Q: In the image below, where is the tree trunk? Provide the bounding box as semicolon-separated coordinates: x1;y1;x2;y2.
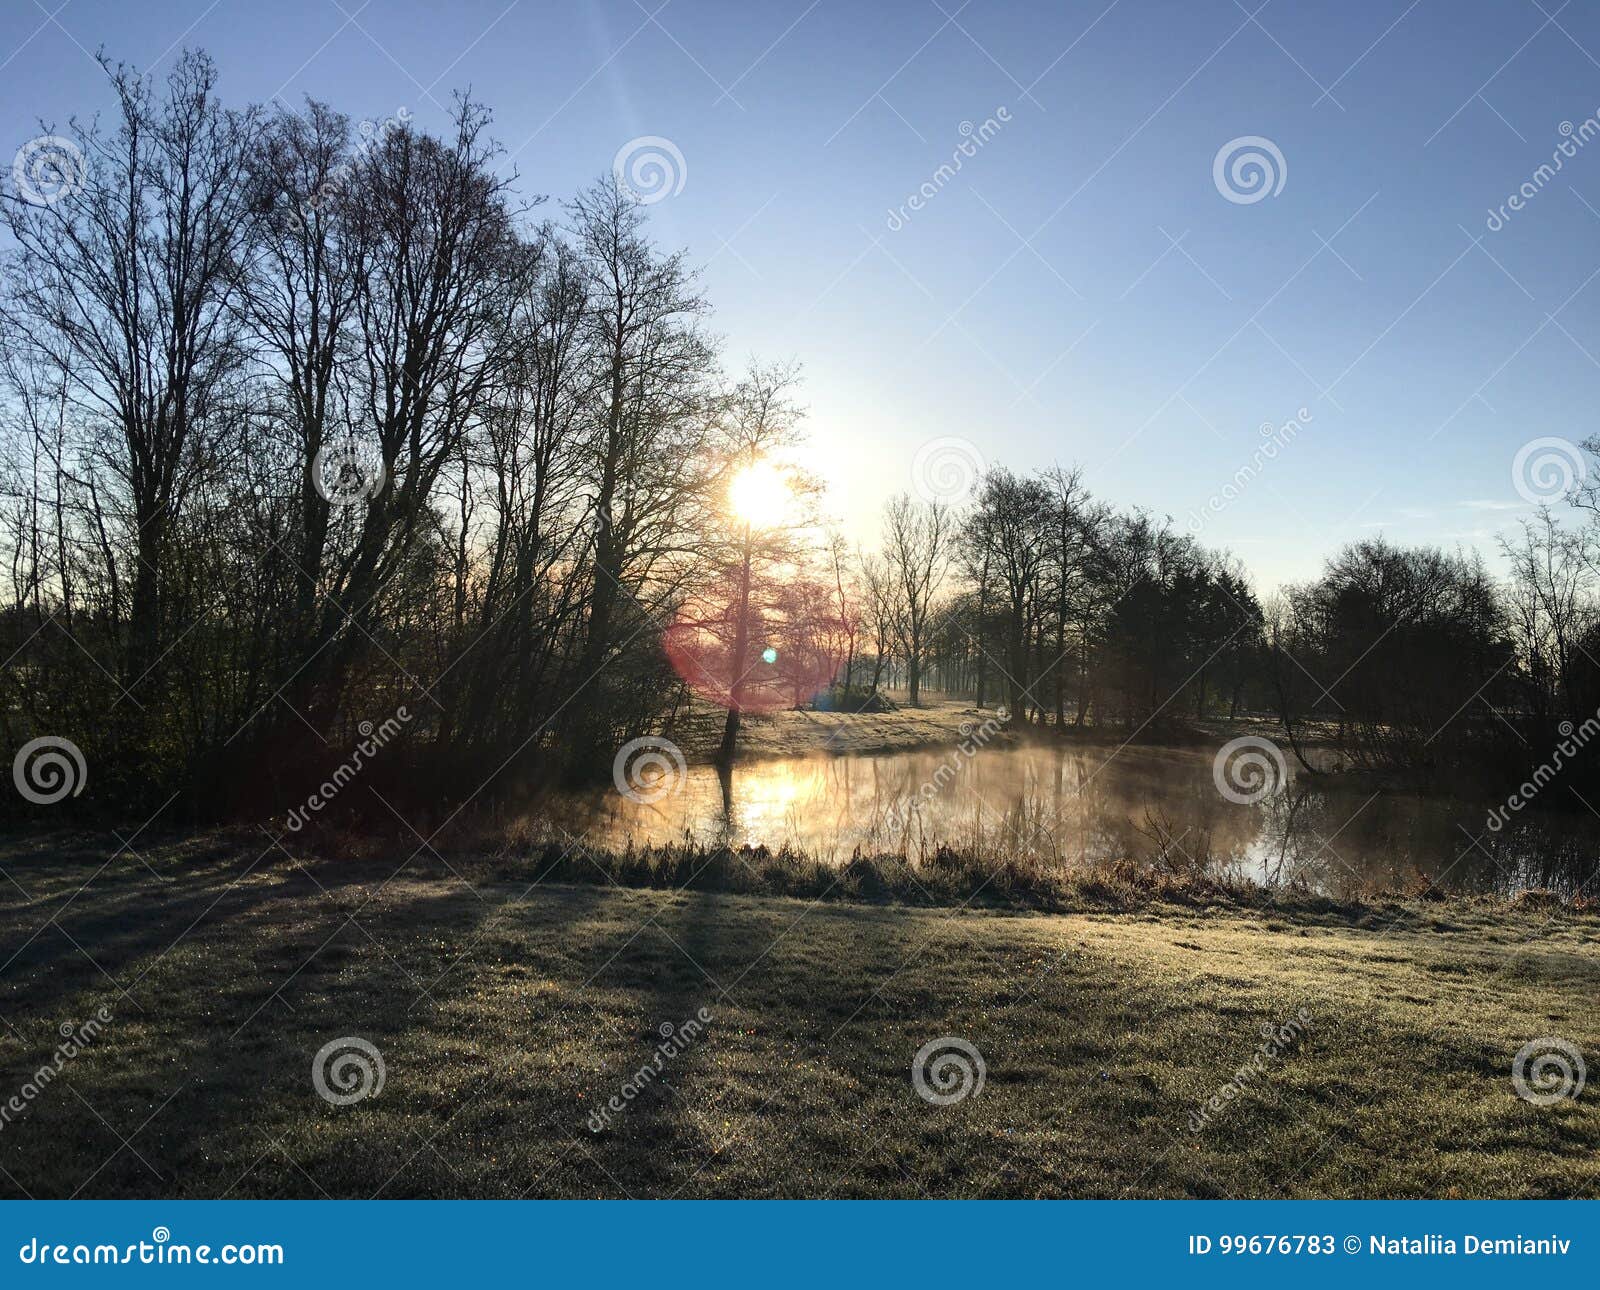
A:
717;528;755;765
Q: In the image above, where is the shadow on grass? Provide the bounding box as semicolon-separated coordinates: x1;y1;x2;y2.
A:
2;829;1596;1199
0;850;520;1198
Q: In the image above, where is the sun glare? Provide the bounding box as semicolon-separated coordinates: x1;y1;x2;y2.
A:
728;461;789;526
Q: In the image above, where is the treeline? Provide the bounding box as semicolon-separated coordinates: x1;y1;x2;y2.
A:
1267;510;1600;800
0;52;797;820
846;472;1265;729
898;478;1600;797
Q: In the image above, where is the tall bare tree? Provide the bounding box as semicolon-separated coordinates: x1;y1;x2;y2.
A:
1;50;262;681
881;493;954;706
564;175;712;762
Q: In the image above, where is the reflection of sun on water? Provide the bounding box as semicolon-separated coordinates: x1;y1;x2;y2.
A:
552;744;1588;898
731;765;809;842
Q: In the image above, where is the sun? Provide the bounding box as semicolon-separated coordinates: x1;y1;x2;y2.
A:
728;460;790;526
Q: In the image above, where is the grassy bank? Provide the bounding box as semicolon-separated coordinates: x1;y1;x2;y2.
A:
0;833;1595;1198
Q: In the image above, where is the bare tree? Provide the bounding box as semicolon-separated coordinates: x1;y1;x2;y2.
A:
564;175;713;763
859;550;895;696
825;529;859;691
1040;465;1092;726
965;468;1049;719
241;99;363;655
1;50;262;681
452;225;593;749
291;97;516;724
1501;509;1598;730
881;493;954;706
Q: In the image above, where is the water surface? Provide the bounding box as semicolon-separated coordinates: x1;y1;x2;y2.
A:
532;743;1597;898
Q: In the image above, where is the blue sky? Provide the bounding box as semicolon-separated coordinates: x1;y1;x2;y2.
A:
6;0;1600;588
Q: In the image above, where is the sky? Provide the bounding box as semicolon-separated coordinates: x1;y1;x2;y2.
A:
5;0;1600;590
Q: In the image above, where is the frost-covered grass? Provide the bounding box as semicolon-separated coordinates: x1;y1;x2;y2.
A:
0;832;1595;1198
668;695;1011;760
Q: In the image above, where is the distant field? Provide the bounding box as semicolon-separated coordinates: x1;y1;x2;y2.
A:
667;694;1005;760
665;696;1324;763
0;836;1595;1198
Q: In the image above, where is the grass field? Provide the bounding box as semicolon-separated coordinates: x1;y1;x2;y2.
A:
663;695;1299;762
667;694;1012;760
0;832;1596;1199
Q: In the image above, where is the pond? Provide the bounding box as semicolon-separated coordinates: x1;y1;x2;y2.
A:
529;741;1599;898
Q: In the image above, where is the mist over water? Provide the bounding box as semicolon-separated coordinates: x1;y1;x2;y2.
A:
534;745;1599;899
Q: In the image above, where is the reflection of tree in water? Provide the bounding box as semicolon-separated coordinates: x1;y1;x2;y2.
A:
1244;786;1598;898
887;745;1270;869
1453;814;1596;898
525;744;1598;898
882;752;1598;896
